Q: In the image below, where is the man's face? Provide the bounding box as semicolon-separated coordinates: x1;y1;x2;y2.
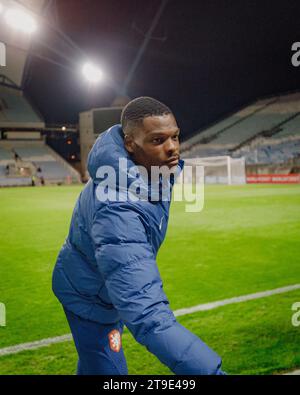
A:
124;113;180;172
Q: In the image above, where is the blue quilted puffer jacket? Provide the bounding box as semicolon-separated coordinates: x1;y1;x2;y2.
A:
52;124;224;375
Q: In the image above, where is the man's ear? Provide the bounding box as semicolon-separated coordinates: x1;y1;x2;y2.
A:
124;134;135;154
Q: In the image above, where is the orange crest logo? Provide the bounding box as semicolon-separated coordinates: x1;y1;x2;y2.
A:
108;329;121;352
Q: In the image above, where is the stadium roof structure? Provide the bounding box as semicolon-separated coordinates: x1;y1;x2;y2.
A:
0;0;45;88
0;0;46;129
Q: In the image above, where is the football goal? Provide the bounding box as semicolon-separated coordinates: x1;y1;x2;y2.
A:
182;156;246;185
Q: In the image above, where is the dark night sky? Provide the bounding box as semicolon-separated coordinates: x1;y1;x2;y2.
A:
25;0;300;139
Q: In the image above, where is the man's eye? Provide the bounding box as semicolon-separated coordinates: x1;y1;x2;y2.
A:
152;138;163;144
173;135;179;140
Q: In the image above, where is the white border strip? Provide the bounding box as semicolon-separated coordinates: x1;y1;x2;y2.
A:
0;283;299;357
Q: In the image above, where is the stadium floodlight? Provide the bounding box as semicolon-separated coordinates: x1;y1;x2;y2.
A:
82;62;104;83
4;8;37;34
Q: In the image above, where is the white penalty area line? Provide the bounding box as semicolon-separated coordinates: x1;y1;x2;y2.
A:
0;283;300;358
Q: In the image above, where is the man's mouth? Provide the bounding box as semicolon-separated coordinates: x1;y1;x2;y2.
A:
165;156;179;166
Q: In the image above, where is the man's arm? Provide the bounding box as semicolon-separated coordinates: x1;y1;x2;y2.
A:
92;202;225;375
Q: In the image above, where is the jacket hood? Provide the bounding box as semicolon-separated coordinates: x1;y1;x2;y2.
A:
87;124;134;180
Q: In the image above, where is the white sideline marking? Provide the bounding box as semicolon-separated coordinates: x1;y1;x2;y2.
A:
283;369;300;375
0;283;299;357
0;334;72;357
174;283;300;317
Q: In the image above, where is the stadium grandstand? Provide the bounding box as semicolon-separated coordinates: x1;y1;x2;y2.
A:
181;91;300;182
0;0;81;187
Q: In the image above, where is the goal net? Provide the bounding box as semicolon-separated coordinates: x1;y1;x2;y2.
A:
182;156;246;185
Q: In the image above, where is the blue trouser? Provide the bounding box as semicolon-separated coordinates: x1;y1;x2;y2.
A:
63;308;128;375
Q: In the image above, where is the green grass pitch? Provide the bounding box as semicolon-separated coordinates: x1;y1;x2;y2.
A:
0;184;299;374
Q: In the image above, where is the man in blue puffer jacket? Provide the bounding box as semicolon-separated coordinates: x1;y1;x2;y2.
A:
52;96;225;375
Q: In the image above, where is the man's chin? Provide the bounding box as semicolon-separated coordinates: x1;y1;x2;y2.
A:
165;161;179;170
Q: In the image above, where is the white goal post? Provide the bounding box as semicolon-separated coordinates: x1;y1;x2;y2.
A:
182;156;246;185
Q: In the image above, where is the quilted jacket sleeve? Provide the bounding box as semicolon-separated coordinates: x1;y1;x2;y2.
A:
91;202;225;375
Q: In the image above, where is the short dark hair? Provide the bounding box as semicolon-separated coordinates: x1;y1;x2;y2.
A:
121;96;172;135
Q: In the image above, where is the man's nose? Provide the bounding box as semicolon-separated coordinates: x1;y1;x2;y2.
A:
165;138;177;155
